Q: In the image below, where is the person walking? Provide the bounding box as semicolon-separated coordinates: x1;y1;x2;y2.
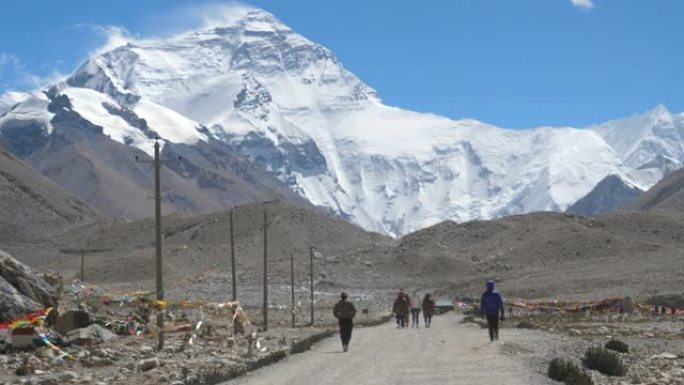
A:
392;290;410;329
422;293;435;328
480;280;505;342
333;292;356;352
410;292;422;328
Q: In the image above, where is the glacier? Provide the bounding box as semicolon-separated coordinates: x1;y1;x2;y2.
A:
1;8;682;237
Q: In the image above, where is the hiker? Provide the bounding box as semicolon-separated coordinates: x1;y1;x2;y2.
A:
410;292;422;328
480;280;505;342
422;293;435;328
392;290;410;329
333;292;356;352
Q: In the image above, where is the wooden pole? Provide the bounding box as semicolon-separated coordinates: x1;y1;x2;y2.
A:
290;252;295;328
263;208;268;331
80;248;85;282
310;243;314;326
230;210;236;302
154;140;164;351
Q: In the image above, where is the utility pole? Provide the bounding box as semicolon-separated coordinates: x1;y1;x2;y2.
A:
153;140;164;351
290;252;295;328
80;248;85;282
309;243;314;326
230;210;236;302
135;139;173;351
263;208;268;331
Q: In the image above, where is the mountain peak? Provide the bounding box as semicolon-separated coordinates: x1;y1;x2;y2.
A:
644;104;672;123
201;7;288;35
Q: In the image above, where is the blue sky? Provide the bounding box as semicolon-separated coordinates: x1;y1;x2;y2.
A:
1;0;682;128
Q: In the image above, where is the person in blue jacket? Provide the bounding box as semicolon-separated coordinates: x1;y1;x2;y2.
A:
480;280;505;342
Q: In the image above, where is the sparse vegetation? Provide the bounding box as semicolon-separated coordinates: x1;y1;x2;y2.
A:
604;339;629;353
548;358;582;382
583;346;626;376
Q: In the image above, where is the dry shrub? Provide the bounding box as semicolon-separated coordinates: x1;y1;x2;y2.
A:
583;346;626;376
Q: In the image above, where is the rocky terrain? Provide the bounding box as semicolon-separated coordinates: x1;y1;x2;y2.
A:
629;167;684;213
1;198;683;384
0;250;60;321
0;145;97;243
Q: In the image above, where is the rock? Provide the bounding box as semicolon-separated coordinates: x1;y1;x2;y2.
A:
15;363;34;376
36;375;59;385
659;353;679;360
55;310;92;335
59;371;78;382
501;341;533;355
85;356;113;368
66;324;116;345
27;355;42;368
138;357;161;372
0;249;59;321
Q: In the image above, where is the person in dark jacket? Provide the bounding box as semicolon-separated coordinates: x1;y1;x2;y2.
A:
392;290;410;329
422;293;435;328
333;292;356;352
480;280;505;342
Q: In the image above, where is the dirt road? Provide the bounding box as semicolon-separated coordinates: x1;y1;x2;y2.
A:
224;315;552;385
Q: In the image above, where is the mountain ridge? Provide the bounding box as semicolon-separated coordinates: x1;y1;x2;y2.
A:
1;8;682;236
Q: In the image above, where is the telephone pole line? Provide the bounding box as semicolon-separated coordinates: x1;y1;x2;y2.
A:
290;252;295;328
135;139;166;351
262;208;268;331
230;210;236;302
153;140;164;351
310;243;315;326
80;248;85;282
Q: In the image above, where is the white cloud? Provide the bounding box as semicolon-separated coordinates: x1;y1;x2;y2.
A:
189;2;256;29
0;52;69;92
570;0;594;10
90;25;133;56
0;53;21;71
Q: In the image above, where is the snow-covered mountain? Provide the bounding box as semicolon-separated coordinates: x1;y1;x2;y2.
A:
591;105;684;188
0;8;681;236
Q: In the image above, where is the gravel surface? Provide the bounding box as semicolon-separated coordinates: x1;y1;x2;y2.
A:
223;314;554;385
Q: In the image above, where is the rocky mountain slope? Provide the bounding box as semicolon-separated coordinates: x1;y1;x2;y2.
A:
392;210;684;299
566;174;644;215
0;90;308;219
6;200;684;304
1;8;683;236
628;167;684;212
0;143;97;242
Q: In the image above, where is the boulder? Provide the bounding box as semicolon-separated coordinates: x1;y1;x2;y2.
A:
138;357;161;372
0;249;59;321
66;324;116;345
55;309;92;335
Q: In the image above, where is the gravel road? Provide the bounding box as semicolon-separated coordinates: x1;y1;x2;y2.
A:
223;314;552;385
